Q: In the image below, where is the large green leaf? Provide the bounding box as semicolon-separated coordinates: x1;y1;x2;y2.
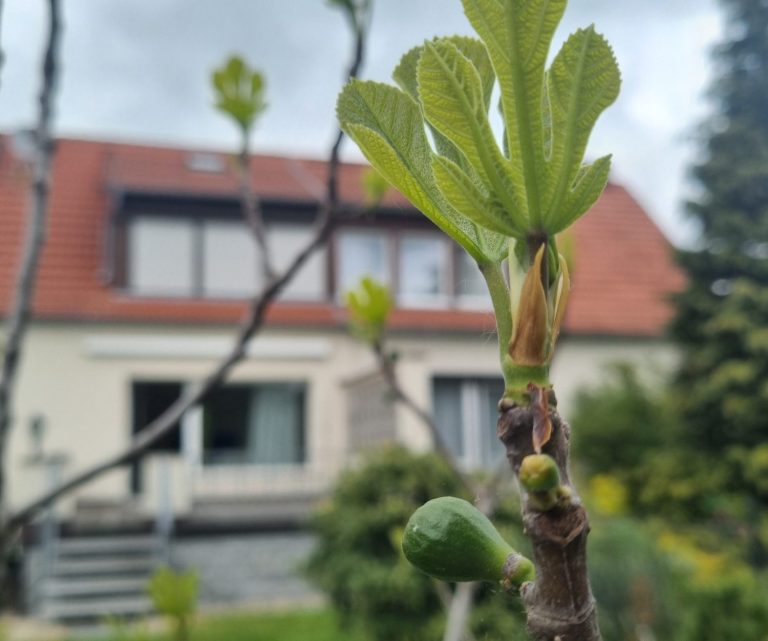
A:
432;155;523;237
462;0;566;226
418;39;525;223
558;154;612;230
337;79;505;263
393;39;489;177
543;27;621;231
394;36;495;110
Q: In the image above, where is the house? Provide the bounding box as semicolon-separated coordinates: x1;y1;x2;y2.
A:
0;135;684;614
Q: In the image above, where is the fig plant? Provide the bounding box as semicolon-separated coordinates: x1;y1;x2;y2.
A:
336;0;620;638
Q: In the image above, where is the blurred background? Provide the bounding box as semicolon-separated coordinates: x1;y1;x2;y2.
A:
1;1;767;640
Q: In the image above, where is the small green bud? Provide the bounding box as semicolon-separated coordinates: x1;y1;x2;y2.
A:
519;454;560;492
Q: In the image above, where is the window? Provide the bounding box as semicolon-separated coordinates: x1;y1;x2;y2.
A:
131;381;183;493
432;376;505;469
455;249;492;309
269;224;327;301
398;234;450;307
202;220;260;297
202;383;305;465
336;230;390;298
334;227;494;310
128;218;195;296
126;215;325;301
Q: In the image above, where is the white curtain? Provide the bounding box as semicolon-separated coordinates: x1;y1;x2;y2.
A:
246;385;302;464
433;379;464;459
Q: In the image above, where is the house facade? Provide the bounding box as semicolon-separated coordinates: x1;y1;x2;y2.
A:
0;135;685;528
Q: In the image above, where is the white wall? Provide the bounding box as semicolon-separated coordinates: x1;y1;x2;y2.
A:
7;322;677;518
8;323;374;516
551;336;679;417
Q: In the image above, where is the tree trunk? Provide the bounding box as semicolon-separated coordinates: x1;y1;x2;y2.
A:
498;402;600;641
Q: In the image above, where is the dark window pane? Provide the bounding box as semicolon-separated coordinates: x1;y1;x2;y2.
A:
132;382;183;451
203;383;305;465
131;381;183;495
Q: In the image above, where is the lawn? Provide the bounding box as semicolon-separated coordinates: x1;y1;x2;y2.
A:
65;608;370;641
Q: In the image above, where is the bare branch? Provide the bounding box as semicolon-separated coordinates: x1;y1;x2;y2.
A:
5;4;370;536
370;340;470;488
236;136;275;280
0;0;61;514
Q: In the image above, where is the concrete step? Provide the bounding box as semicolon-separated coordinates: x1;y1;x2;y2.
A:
189;494;321;525
52;557;155;578
56;536;158;557
41;577;148;599
40;595;153;622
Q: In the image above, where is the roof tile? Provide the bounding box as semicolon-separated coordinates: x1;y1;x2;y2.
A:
0;136;684;336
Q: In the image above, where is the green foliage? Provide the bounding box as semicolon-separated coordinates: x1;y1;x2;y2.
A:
102;618;153;641
211;56;267;134
361;168;390;208
588;519;683;641
676;573;768;641
571;363;672;477
147;567;198;641
336;0;619;264
345;277;393;345
569;364;750;521
66;608;368;641
672;0;768;455
305;446;527;641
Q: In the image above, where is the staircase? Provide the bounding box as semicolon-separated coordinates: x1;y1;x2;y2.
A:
33;534;161;623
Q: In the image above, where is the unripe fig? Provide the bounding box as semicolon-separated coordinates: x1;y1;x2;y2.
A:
402;496;534;585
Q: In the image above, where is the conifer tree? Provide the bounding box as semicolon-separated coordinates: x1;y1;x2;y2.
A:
673;0;768;454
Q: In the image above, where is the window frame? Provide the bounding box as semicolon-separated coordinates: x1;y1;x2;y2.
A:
395;230;453;309
331;221;493;311
129;378;309;470
119;199;327;301
431;375;506;470
333;227;394;303
200;380;308;467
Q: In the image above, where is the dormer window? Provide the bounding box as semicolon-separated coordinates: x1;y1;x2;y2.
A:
334;227;491;309
123;208;326;301
128;217;197;296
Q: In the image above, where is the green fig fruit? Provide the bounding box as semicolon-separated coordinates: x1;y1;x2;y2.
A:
402;496;534;586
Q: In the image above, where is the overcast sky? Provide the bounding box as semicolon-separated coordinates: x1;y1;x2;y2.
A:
0;0;724;245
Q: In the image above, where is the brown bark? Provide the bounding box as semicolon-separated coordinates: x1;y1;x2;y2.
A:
236;138;274;280
0;0;61;608
498;401;600;641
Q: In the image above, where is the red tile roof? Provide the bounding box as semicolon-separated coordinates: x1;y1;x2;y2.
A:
0;136;684;336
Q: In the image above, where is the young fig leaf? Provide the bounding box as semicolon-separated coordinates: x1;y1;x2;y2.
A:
211;55;267;133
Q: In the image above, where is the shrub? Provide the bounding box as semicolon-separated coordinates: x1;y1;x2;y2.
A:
305;445;527;641
147;567;198;641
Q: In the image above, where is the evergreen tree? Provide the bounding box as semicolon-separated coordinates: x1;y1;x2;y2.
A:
673;0;768;453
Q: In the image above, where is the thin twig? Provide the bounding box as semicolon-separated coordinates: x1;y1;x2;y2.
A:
371;340;471;492
367;336;508;641
5;5;369;536
236;135;275;280
0;0;61;518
